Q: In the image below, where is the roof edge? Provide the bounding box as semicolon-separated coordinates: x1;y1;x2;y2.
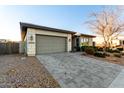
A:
20;22;96;39
80;34;96;37
20;22;76;34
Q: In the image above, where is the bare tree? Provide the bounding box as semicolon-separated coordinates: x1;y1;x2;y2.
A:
86;6;124;49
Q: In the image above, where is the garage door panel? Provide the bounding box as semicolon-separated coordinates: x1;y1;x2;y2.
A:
36;35;67;54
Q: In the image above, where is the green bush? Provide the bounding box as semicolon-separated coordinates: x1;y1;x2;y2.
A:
80;46;88;51
81;46;97;52
84;47;95;55
113;53;121;58
94;52;106;58
106;48;113;53
81;42;89;46
93;46;98;51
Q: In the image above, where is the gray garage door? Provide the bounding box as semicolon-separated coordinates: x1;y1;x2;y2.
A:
36;35;67;54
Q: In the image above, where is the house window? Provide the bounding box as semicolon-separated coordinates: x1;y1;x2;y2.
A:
81;38;84;42
86;38;89;42
83;38;89;43
80;37;90;46
83;38;85;42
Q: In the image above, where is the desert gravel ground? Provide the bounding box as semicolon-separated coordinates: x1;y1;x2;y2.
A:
85;54;124;66
0;54;60;88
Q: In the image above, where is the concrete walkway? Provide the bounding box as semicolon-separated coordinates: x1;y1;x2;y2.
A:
37;53;124;88
109;69;124;88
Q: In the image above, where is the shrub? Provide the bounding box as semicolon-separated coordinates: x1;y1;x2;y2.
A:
94;52;106;58
121;51;124;56
81;42;89;46
80;46;88;51
81;46;97;52
106;48;113;53
106;48;120;53
84;47;95;55
122;53;124;56
117;48;123;51
112;49;120;53
97;47;104;51
105;53;110;57
113;53;121;58
93;46;98;52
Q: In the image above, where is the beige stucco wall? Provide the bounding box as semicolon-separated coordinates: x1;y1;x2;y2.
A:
88;38;93;46
26;28;72;56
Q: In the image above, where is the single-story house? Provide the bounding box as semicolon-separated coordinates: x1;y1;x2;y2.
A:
20;22;95;56
94;35;124;48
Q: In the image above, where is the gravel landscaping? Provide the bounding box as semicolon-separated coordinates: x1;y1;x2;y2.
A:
0;55;60;88
85;53;124;66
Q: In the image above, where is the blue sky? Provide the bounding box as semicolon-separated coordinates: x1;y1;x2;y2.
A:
0;5;105;41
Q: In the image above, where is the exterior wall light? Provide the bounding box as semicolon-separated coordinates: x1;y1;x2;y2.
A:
30;35;33;41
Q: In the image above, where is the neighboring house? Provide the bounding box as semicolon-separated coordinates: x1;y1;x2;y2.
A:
20;22;95;56
93;35;124;47
114;35;124;47
0;39;10;43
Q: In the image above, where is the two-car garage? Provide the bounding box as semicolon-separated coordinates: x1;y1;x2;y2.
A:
36;35;67;54
20;22;74;56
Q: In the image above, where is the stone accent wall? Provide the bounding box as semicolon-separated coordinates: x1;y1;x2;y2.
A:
26;28;36;56
67;34;72;52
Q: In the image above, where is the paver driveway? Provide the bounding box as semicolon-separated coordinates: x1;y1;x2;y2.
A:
37;53;124;88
